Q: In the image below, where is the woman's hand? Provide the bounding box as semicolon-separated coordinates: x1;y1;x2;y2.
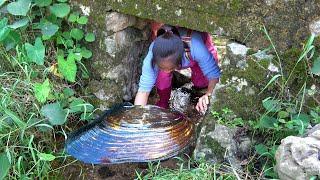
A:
195;94;210;114
195;78;219;114
134;91;150;106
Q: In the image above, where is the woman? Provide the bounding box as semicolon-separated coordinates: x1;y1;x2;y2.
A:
134;25;220;114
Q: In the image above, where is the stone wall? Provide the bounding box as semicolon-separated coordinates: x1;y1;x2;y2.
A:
72;1;150;110
76;0;320;52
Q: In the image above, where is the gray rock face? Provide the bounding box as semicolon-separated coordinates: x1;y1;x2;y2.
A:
72;4;149;106
106;12;137;32
77;0;320;52
275;127;320;180
193;124;253;169
212;41;277;120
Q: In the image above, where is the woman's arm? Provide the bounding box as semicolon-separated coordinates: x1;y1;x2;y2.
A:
195;78;219;114
135;42;156;106
190;32;220;114
134;91;150;105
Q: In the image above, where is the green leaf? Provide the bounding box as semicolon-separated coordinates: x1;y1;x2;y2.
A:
37;153;56;161
66;39;74;47
46;14;59;24
310;110;320;123
7;0;31;16
293;113;312;126
278;111;289;119
34;79;51;103
70;98;84;113
58;53;77;82
259;115;277;128
42;35;51;41
311;56;320;76
286;107;296;114
259;74;282;95
310;176;318;180
83;103;94;112
63;87;74;97
35;120;53;132
77;16;88;25
34;0;52;7
0;153;10;180
68;14;77;22
291;119;306;134
81;112;94;120
81;49;92;59
57;0;67;2
71;28;84;40
3;30;22;51
0;0;6;7
255;144;268;156
4;109;26;128
41;103;66;125
85;32;95;42
62;31;71;40
41;24;59;37
56;35;65;44
298;34;315;63
25;37;45;65
262;99;281;112
0;17;10;41
263;165;277;178
74;53;82;61
8;18;29;29
50;3;70;18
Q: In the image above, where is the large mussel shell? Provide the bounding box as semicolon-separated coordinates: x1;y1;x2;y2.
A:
65;103;195;164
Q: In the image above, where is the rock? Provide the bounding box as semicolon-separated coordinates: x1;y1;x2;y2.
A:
305;124;320;137
79;10;149;105
170;83;192;112
211;41;271;120
106;12;137;32
86;80;122;111
92;0;320;52
193;124;253;169
275;127;320;180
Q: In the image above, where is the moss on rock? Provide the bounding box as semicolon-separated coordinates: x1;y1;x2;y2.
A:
205;137;225;160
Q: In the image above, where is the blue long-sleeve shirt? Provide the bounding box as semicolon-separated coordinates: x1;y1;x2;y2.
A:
138;29;220;92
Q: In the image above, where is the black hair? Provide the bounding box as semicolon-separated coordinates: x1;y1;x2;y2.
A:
151;25;184;69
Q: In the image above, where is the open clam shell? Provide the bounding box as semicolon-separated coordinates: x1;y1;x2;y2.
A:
65;103;195;164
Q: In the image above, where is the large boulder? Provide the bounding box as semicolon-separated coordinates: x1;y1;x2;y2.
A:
275;125;320;180
193;123;253;168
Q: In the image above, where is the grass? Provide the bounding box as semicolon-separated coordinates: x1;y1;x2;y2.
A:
134;155;266;180
0;62;87;179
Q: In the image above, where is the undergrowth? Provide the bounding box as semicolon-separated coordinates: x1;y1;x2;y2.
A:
0;0;96;179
